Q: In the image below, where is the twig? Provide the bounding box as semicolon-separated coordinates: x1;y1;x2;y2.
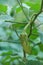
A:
14;27;20;38
5;20;28;24
17;0;29;58
17;0;30;21
23;50;26;58
28;0;43;37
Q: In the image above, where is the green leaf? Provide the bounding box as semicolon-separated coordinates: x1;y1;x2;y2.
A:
30;28;38;40
39;44;43;51
0;51;13;56
0;4;7;14
26;1;41;12
2;61;10;65
2;56;11;63
31;47;38;55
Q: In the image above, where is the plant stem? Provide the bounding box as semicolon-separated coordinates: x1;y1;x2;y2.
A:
28;0;43;37
23;50;26;58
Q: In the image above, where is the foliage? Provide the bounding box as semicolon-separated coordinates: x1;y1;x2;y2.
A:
0;0;43;65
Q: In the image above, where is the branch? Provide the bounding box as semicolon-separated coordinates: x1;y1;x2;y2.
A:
14;27;20;38
17;0;30;22
5;20;28;24
23;50;26;58
28;0;43;37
